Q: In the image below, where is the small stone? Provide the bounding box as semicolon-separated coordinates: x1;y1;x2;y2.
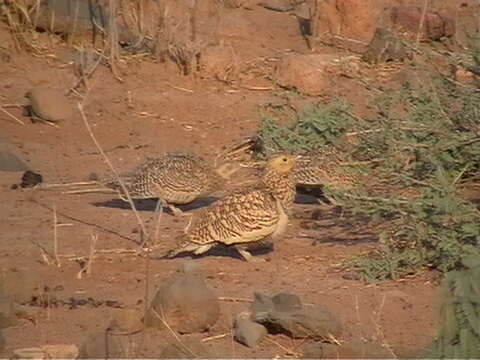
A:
12;347;45;359
234;318;268;348
25;87;74;123
41;344;79;359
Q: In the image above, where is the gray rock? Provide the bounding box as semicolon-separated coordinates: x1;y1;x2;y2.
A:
362;28;412;64
0;295;17;329
159;337;210;359
0;139;30;172
0;329;4;353
234;318;268;348
78;330;126;359
272;292;303;312
146;262;219;334
26;87;74;123
107;308;143;335
251;292;342;341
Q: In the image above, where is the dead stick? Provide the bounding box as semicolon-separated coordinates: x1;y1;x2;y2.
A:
77;103;148;245
53;202;60;267
416;0;429;48
86;232;98;275
0;106;25;125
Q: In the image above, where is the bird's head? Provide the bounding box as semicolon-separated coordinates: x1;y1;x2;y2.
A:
267;154;298;174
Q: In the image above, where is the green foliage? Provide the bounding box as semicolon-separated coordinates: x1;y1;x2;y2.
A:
256;71;480;283
427;258;480;359
257;100;356;155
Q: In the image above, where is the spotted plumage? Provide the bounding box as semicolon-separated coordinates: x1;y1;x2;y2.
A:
96;152;239;215
165;154;298;261
294;147;360;191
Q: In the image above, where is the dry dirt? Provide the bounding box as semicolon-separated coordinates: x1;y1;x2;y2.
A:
2;0;476;357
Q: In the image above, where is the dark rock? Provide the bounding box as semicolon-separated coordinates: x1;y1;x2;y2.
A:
302;340;394;359
77;330;126;359
20;171;43;188
391;6;455;41
159;337;210;359
146;261;219;334
362;28;412;64
251;292;342;340
234;318;268;347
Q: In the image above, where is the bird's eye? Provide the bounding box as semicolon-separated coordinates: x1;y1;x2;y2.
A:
283;158;287;162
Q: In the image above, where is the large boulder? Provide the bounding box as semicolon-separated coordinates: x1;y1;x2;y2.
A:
391;6;455;41
275;54;340;96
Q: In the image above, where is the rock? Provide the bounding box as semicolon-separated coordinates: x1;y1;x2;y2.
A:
42;345;79;359
0;295;17;328
159;337;210;359
108;308;144;335
258;0;303;12
0;330;4;353
146;261;219;334
275;54;340;96
362;28;412;64
19;171;43;188
77;330;126;359
12;347;45;359
0;139;30;172
198;44;238;83
391;6;455;41
302;340;393;359
11;345;78;359
251;292;342;341
272;292;303;312
234;318;268;347
25;87;74;123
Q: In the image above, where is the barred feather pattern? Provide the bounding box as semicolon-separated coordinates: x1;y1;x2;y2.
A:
101;152;225;204
294;147;360;190
169;161;296;256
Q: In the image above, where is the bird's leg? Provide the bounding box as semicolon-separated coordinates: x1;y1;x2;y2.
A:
183;214;194;234
234;246;265;262
167;204;190;217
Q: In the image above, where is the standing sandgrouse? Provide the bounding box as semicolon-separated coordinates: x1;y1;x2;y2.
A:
163;154;298;261
74;152;240;216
